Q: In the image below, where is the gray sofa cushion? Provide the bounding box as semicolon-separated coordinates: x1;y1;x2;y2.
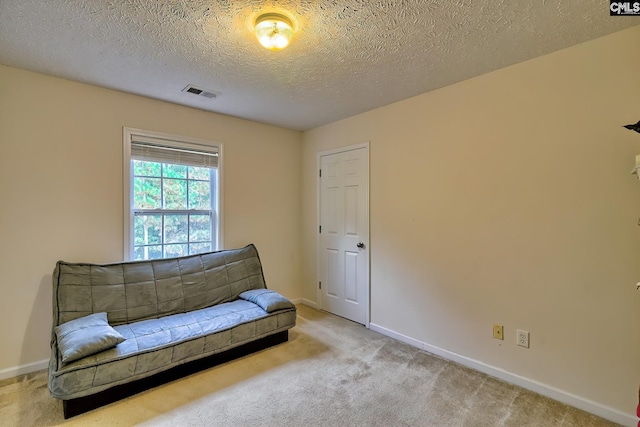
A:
54;312;125;364
49;299;296;399
239;289;295;313
52;244;267;327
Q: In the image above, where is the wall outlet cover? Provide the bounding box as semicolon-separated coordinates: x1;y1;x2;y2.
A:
517;329;530;348
493;324;504;340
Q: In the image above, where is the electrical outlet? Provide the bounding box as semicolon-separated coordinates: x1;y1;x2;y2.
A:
493;324;504;340
517;329;529;348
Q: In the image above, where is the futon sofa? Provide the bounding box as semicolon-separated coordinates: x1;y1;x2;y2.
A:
48;244;296;417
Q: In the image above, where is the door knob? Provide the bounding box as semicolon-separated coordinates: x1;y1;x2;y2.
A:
357;242;365;249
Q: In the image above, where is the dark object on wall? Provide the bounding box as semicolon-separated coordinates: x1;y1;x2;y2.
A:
623;120;640;133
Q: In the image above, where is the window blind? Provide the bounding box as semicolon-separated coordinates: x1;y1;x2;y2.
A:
131;135;218;168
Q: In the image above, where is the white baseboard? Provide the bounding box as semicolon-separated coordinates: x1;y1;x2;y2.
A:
369;323;636;427
0;299;317;381
0;359;48;381
294;298;318;309
4;323;634;426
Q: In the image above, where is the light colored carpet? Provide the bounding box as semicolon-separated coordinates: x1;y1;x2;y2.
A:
0;305;620;426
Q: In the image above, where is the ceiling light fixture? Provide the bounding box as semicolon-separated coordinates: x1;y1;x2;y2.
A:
255;13;295;51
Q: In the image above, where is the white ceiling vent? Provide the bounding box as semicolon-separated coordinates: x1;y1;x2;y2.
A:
182;85;220;99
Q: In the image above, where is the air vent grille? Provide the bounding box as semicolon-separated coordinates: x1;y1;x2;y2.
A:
182;85;220;99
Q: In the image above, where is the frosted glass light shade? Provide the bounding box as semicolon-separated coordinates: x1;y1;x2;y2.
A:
255;13;294;50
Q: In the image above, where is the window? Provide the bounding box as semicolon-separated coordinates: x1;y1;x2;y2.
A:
123;128;222;260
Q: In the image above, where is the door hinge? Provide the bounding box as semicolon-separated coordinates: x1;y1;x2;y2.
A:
319;281;322;289
319;169;322;177
319;225;322;233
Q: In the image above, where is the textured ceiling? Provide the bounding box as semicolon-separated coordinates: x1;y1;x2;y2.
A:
0;1;637;131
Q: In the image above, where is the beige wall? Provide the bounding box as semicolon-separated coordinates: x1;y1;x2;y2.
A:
302;26;640;416
0;65;302;372
2;24;640;421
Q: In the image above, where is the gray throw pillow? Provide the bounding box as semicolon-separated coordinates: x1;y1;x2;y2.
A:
54;312;125;364
239;289;294;313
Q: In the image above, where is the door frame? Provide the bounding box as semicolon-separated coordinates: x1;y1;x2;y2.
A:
316;142;370;328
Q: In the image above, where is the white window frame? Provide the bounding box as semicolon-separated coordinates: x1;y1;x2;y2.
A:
123;127;224;260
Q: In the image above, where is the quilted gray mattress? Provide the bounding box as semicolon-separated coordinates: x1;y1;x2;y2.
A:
48;244;296;400
49;300;295;399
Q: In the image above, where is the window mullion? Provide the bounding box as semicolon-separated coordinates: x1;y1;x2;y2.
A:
187;213;191;255
210;172;216;248
161;212;166;258
160;164;165;209
186;172;191;255
161;164;165;259
134;209;210;215
186;168;190;210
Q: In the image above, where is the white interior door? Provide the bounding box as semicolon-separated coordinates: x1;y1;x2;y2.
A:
319;145;369;325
